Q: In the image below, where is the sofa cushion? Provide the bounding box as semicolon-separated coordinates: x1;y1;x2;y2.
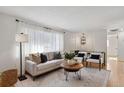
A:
37;59;64;71
37;62;54;71
52;59;64;65
86;59;99;63
74;57;83;62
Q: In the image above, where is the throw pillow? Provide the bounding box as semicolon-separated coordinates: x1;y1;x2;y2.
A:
48;52;54;61
90;54;100;59
31;54;41;64
77;53;84;57
54;52;62;59
29;52;40;61
74;50;79;55
40;53;48;63
43;53;49;60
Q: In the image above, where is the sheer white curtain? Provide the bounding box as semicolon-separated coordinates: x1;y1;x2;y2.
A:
17;22;64;56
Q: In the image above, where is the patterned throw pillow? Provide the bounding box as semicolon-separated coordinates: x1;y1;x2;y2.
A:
31;54;41;64
29;53;39;61
48;52;55;61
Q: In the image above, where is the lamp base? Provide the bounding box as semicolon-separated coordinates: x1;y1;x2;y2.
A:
18;75;27;81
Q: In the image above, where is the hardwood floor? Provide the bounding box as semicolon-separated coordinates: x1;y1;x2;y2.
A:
18;57;124;87
84;57;124;87
107;57;124;87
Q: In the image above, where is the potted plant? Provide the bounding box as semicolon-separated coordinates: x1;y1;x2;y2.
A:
64;52;76;65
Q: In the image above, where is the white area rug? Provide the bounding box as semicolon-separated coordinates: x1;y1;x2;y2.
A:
16;67;110;87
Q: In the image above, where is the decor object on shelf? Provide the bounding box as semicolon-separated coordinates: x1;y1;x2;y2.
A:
0;69;18;87
81;33;86;45
16;33;28;81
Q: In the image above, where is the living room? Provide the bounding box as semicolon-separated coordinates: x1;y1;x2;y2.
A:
0;4;124;90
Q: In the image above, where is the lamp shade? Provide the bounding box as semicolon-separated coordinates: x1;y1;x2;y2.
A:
16;33;28;43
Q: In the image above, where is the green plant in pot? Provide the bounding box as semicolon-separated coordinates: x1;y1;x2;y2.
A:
64;52;76;65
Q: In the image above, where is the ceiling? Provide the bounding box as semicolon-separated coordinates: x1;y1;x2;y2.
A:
0;6;124;32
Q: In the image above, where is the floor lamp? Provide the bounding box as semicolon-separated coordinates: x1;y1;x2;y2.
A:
16;33;28;81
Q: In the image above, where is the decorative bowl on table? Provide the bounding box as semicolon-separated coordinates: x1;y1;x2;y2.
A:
66;59;78;66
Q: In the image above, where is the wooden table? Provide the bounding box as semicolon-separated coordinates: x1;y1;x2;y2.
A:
61;63;84;81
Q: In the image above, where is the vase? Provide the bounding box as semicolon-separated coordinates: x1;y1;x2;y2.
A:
67;59;76;65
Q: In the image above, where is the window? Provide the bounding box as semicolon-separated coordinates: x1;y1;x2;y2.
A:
17;22;64;55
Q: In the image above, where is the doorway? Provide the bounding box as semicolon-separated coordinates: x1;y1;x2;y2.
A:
107;30;118;61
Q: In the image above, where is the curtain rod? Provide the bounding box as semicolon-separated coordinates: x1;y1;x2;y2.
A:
15;19;66;33
15;19;53;30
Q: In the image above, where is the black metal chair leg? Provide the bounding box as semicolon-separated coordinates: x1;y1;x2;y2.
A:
64;70;66;75
65;72;69;81
79;70;81;80
99;58;102;71
75;72;77;75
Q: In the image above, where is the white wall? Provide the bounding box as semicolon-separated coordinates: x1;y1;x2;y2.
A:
93;30;107;52
64;30;107;52
64;30;107;62
0;13;17;72
64;31;94;52
0;13;25;74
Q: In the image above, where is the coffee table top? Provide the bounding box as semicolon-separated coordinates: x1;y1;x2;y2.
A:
61;62;84;71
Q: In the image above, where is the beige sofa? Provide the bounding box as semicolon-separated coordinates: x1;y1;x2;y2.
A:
25;52;64;80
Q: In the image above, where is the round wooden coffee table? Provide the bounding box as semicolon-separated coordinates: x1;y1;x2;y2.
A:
61;63;84;81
